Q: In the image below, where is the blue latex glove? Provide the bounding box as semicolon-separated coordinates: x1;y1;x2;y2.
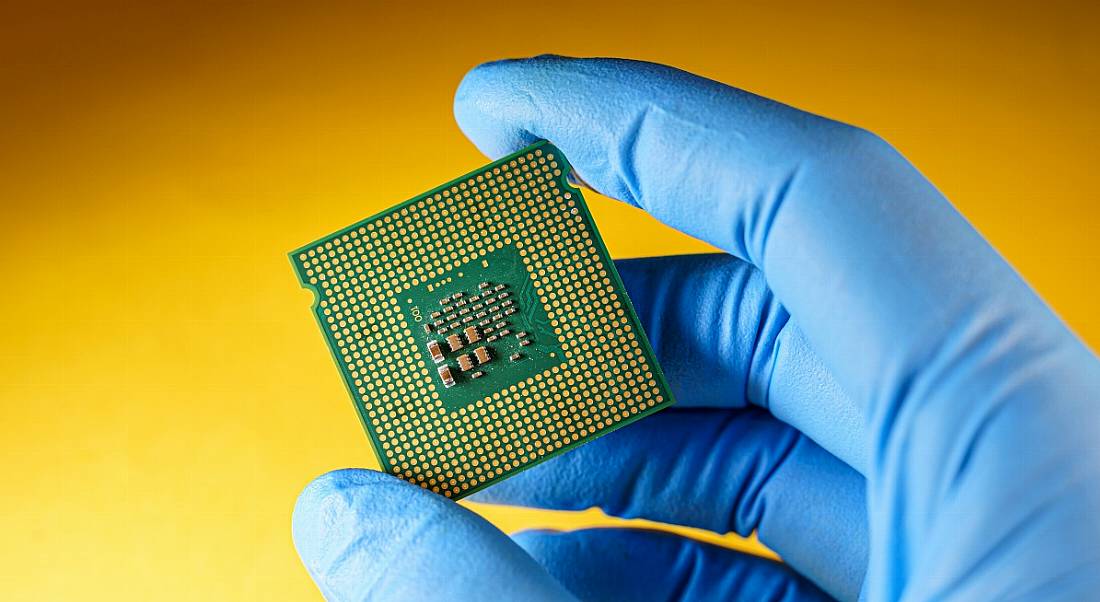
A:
293;57;1100;601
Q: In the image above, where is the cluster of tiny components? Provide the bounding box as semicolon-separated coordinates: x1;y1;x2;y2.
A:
425;281;532;387
291;143;672;499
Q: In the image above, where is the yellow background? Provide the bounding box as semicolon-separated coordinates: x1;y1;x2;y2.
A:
2;1;1097;599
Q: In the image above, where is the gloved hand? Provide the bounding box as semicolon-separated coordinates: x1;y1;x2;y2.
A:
292;57;1100;601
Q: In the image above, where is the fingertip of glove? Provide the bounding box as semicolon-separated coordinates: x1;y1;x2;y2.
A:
454;55;603;159
291;469;435;572
455;57;539;108
292;470;368;557
454;59;541;159
293;469;382;519
456;55;574;92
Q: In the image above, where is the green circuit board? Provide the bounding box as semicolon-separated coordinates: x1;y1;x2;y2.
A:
290;141;674;499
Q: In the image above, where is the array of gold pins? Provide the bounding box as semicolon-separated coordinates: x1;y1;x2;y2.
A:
296;150;665;497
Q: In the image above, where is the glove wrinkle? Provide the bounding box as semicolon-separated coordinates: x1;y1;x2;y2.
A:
515;528;835;602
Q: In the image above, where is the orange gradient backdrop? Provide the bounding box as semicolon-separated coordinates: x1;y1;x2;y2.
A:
1;1;1097;599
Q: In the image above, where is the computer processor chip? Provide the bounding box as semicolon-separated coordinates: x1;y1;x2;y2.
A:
290;141;674;499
